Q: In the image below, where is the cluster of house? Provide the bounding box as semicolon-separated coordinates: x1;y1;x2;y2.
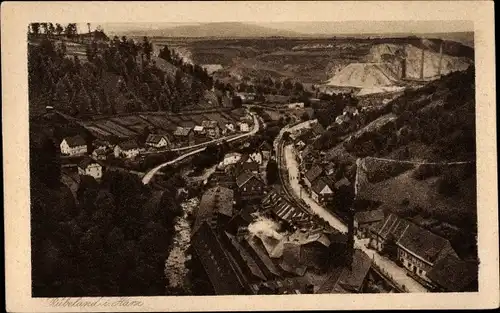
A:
190;176;375;295
58;113;253;169
354;210;478;292
302;164;351;205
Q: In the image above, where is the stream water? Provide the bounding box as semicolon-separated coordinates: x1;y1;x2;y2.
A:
165;197;199;292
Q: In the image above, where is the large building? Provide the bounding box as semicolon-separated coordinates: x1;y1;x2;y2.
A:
60;135;87;156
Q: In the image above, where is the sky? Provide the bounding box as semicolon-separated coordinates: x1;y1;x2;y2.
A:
77;20;473;37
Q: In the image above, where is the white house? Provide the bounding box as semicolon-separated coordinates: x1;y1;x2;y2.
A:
287;102;305;109
310;177;334;204
248;151;263;165
220;152;242;167
60;135;87;156
145;134;170;149
238;122;250;132
78;158;103;179
114;140;141;159
225;123;236;133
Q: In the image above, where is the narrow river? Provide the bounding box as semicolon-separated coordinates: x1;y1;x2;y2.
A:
165;197;199;292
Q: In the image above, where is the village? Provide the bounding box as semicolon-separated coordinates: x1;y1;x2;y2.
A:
49;84;477;295
27;21;478;298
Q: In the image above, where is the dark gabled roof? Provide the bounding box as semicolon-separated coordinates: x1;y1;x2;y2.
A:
336;249;372;292
305;165;323;183
78;157;99;169
174;126;193;136
397;223;452;264
311;177;334;195
146;134;168;144
373;213;454;264
225;232;267;281
354;209;384;225
191;222;246;295
65;135;86;147
279;243;307;276
193;186;234;234
117;139;139;150
245;236;282;278
427;253;478;292
236;170;262;188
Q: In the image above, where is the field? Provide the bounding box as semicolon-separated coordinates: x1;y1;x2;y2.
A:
80;109;246;142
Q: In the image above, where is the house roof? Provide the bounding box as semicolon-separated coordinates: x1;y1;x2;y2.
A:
305;165;323;183
236;170;262;188
336;249;372;292
225;232;267;281
193;125;204;132
344;106;359;114
78;157;100;169
262;191;311;227
427;253;478;292
397;223;452;264
202;120;219;128
372;213;453;264
174;126;192;136
279;243;307;276
311;177;334;195
193;186;234;234
64;135;86;147
146;134;168;144
191;222;246;295
354;209;384;225
117;139;139;150
245;236;282;277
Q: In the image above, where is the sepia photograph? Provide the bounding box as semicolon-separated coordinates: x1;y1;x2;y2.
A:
3;1;498;312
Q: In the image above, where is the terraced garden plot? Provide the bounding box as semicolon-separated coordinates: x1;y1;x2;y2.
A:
140;115;177;131
84;125;115;139
94;120;138;137
111;116;152;128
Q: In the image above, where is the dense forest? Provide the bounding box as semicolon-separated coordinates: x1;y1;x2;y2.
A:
28;23;221;118
30;123;184;296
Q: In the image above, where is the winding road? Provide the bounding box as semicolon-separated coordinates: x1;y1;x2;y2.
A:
142;111;260;184
279;126;429;293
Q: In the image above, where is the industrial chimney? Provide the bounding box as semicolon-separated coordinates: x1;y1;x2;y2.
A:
346;207;355;270
400;58;406;80
437;41;444;77
420;48;425;80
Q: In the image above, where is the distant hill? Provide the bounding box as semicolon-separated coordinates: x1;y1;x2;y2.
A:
115;22;304;38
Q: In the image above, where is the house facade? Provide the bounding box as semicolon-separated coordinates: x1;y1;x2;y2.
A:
114;140;141;159
174;127;195;146
238;122;250;132
369;213;459;283
236;171;265;201
310;177;334;204
92;148;107;160
202;121;221;138
60;135;87;156
146;134;170;149
78;158;103;179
